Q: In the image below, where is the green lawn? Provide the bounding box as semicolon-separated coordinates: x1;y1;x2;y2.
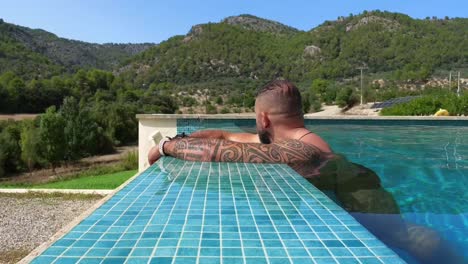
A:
0;170;137;190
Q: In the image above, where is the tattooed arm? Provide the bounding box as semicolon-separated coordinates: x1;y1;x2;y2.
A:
189;130;259;143
161;137;322;164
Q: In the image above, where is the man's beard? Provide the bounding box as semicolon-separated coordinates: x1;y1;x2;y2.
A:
258;130;271;144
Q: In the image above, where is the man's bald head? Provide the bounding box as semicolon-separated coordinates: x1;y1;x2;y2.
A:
255;80;303;118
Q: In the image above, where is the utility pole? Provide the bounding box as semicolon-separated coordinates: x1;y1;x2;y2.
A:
449;71;452;89
457;71;461;97
357;66;367;105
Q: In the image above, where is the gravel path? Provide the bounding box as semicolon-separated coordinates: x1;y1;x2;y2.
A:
0;193;103;264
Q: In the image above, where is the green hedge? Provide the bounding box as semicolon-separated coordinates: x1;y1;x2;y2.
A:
380;92;468;116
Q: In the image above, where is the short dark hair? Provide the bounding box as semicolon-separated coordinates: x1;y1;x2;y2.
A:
256;79;303;115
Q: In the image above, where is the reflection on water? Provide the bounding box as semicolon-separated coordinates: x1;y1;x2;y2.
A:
299;154;464;264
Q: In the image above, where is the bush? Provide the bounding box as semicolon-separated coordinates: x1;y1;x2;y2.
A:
380;92;468;116
308;93;322;112
0;122;22;176
121;150;138;170
336;87;358;108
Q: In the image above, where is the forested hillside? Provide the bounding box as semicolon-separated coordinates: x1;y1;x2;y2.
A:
0;18;153;79
123;11;467;85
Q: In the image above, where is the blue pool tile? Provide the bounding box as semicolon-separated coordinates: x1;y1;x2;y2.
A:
131;248;154;257
158;239;178;247
246;257;268;264
371;247;397;256
54;257;81;264
222;247;242;256
350;247;374;257
336;258;360;264
30;158;403;264
86;248;111;257
329;248;353;257
154;247;177;256
177;247;198;256
201;247;221;256
63;247;88;256
77;258;103;264
201;239;220;247
179;239;199;247
125;258;151;264
223;257;244;264
287;247;309;257
269;258;292;264
323;240;345;247
42;247;66;256
173;257;198;264
150;257;173;264
359;258;383;264
244;248;265;257
314;257;338;264
101;258;126;264
108;247;132;257
31;256;56;264
53;239;76;247
291;258;314;264
243;239;262;247
308;248;331;257
342;240;365;247
266;248;287;257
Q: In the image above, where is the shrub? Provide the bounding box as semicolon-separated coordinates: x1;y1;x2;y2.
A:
380;92;467;116
336;87;358;108
121;150;138;170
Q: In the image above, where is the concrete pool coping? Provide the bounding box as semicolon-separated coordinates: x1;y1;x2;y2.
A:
136;113;468;120
136;114;468;172
18;171;142;264
0;188;113;195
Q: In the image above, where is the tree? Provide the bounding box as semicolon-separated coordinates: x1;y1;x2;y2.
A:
20;121;41;174
336;87;358;108
61;97;112;160
0;123;22;177
311;79;329;100
308;92;322;113
39;106;66;171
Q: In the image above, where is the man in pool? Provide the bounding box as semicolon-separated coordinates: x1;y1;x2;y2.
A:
148;80;462;263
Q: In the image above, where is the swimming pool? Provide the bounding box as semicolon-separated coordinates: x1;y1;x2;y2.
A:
176;117;467;263
25;117;467;263
310;123;467;263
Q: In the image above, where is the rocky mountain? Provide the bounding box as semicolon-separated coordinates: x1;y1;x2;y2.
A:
221;14;299;34
0;18;154;78
121;11;468;89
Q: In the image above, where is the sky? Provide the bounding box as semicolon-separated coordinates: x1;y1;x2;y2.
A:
1;0;467;44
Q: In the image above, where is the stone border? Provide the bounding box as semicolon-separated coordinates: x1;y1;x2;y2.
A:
136;113;468;121
0;188;113;195
18;170;143;264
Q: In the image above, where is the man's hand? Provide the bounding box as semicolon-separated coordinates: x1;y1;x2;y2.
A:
148;146;161;165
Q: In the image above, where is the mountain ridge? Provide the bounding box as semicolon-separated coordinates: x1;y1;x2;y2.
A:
0;18;155;78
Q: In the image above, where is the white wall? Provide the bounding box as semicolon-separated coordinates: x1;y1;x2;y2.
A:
138;118;177;172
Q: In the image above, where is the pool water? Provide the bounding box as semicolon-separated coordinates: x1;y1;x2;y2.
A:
308;124;467;263
177;119;467;263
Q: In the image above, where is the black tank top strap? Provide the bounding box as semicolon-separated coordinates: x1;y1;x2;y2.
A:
298;131;314;140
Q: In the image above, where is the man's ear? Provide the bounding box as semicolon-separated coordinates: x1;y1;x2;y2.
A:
260;112;270;129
